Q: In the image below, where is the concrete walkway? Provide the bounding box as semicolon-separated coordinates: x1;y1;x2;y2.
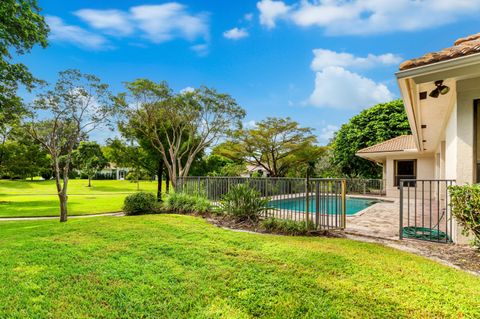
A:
0;212;124;221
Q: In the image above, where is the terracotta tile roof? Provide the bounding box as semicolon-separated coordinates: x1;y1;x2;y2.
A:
356;135;416;154
399;33;480;71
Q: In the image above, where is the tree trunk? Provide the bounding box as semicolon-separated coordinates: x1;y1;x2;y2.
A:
53;158;68;222
58;192;68;222
166;173;170;194
157;160;163;201
88;176;91;187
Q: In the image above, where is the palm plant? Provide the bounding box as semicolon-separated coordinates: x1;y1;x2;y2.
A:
219;184;269;222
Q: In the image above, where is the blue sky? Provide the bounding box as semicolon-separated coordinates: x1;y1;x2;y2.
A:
21;0;480;145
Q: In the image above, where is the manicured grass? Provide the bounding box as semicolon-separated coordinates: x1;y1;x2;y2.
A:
0;215;478;318
0;179;166;217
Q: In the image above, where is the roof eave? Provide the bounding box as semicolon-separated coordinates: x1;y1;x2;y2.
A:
396;52;480;80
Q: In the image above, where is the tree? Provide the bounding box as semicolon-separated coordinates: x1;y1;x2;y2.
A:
189;154;245;177
0;128;50;179
72;141;108;187
217;117;322;177
117;119;170;201
0;0;49;120
331;100;411;178
26;69;116;222
117;79;245;188
314;148;342;178
104;138;157;191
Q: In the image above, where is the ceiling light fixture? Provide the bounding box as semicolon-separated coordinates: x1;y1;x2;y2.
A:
429;80;450;98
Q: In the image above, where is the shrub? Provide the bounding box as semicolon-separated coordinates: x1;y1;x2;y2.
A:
260;217;315;236
449;185;480;247
163;193;213;215
123;192;157;215
219;184;269;222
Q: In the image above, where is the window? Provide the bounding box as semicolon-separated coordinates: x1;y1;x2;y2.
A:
394;160;416;186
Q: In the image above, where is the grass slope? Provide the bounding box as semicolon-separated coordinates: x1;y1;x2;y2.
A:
0;180;165;217
0;215;479;318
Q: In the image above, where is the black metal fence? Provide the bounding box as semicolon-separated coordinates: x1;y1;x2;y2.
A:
346;179;386;196
399;179;455;243
176;176;347;230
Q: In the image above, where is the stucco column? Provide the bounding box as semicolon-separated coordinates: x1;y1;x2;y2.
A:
453;78;480;243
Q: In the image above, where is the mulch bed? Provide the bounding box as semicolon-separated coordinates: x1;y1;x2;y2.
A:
399;240;480;275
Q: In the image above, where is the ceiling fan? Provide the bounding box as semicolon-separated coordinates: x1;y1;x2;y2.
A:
429;80;450;98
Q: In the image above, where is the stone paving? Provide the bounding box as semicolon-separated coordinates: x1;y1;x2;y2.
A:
346;199;400;239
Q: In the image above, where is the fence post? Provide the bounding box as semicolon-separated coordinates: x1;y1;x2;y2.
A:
197;177;201;196
315;181;320;229
341;179;347;229
399;180;404;240
305;177;310;227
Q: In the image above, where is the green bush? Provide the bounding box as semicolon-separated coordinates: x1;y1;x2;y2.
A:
449;184;480;247
123;192;157;215
260;217;315;236
126;171;151;181
219;184;269;222
163;193;213;215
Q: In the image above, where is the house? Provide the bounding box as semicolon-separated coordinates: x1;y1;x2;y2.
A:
355;33;480;243
356;33;480;198
97;163;130;180
241;164;269;178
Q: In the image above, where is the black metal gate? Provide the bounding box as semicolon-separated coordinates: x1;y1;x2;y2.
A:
399;179;455;243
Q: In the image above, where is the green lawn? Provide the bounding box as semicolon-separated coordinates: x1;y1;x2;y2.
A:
0;179;166;217
0;214;478;318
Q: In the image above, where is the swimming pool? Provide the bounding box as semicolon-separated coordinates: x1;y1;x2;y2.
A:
268;196;379;215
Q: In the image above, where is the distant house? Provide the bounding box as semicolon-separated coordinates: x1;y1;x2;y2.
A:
97;163;130;180
241;164;269;177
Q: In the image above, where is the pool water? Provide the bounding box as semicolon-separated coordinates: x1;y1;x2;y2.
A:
268;197;379;215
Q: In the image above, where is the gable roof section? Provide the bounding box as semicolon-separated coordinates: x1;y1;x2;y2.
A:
356;135;416;154
399;33;480;71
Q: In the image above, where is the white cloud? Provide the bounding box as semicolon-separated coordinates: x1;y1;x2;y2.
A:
223;27;249;40
180;86;195;94
190;43;209;56
257;0;291;29
309;66;393;109
307;48;396;109
65;3;208;50
131;3;209;43
311;49;402;71
46;16;109;50
256;0;480;34
319;125;338;142
74;9;133;36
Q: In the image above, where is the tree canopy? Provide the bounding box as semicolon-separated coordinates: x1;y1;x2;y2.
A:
217;117;323;177
331;100;411;178
116;79;245;188
0;0;49;119
72;141;108;187
26;69;116;222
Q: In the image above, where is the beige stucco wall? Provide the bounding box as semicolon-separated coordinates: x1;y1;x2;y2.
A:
446;78;480;243
384;154;435;198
